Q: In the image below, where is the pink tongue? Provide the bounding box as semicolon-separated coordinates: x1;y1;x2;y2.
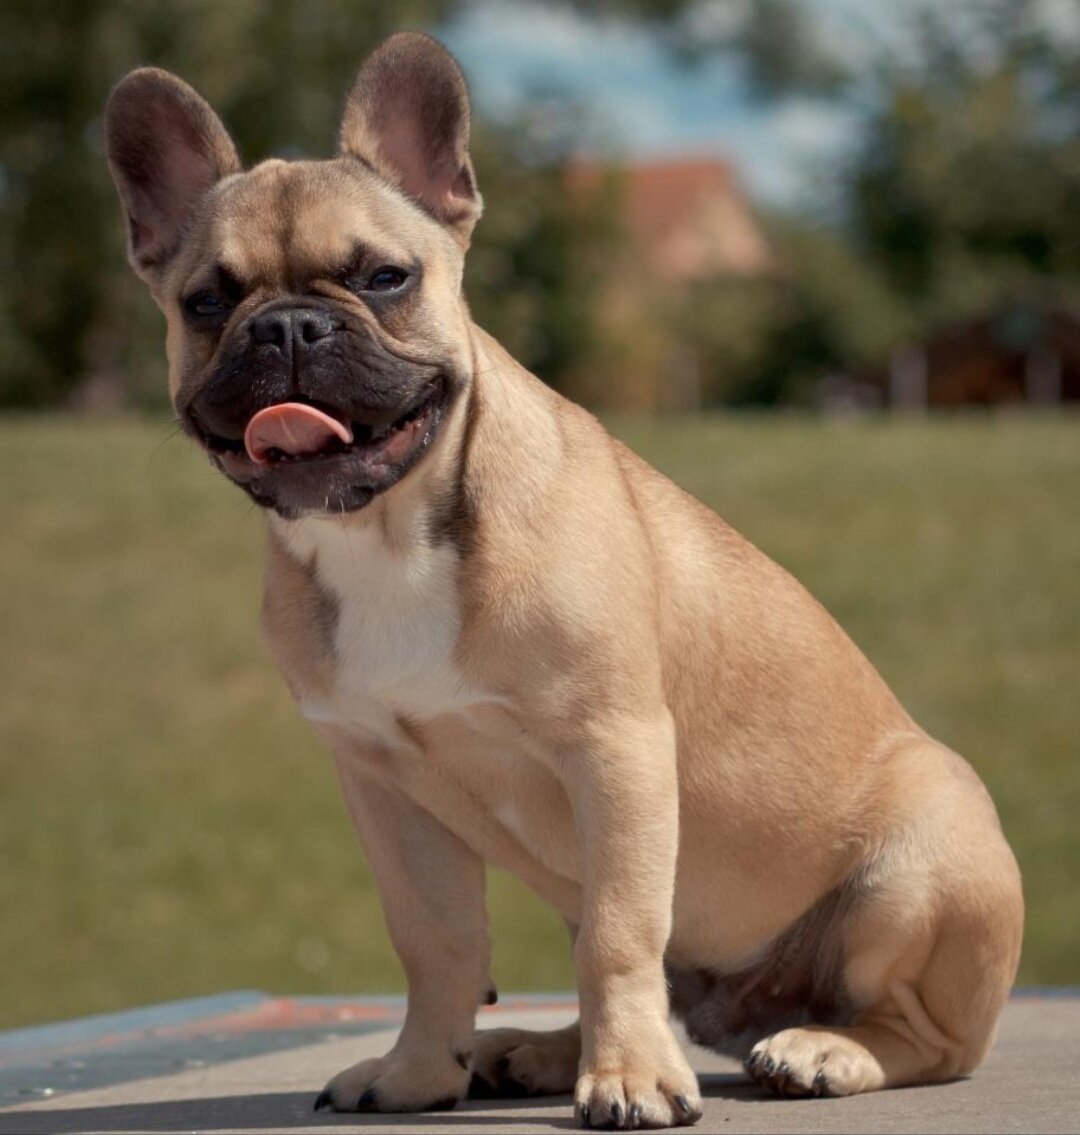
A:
244;403;354;464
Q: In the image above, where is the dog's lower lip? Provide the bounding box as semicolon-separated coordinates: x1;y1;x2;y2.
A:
207;382;446;478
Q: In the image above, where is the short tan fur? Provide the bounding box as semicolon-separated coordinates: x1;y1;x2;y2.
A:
106;32;1023;1130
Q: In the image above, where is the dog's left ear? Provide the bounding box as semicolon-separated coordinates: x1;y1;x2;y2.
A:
340;32;482;246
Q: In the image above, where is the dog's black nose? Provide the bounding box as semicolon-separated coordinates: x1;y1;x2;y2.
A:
251;307;337;349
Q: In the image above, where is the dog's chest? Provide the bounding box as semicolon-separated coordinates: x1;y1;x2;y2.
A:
281;517;494;747
272;517;578;882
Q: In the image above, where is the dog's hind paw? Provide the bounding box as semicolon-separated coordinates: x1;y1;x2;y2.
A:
746;1027;885;1097
469;1023;580;1098
314;1050;468;1114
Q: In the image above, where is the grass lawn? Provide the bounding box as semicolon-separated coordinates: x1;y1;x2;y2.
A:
0;412;1076;1029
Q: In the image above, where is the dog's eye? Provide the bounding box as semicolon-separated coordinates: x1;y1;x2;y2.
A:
184;291;231;320
367;267;409;293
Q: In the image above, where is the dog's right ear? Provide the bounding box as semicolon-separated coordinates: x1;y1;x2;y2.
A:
105;69;240;284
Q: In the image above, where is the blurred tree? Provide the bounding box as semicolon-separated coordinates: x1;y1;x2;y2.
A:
670;220;910;407
0;0;626;411
728;0;849;98
848;2;1080;318
467;118;623;398
691;0;1080;407
7;0;1080;411
0;0;449;410
572;0;850;98
0;0;110;407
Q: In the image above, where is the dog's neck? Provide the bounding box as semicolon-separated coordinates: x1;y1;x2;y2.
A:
270;321;566;565
266;324;468;562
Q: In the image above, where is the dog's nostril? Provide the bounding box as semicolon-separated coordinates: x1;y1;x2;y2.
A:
250;308;336;348
251;311;289;348
298;311;335;344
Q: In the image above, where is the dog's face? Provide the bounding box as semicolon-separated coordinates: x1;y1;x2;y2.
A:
106;34;482;517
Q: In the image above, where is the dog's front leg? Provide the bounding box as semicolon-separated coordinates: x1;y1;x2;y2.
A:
315;750;488;1114
567;711;703;1130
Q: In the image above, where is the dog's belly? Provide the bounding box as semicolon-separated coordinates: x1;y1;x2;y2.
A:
666;873;858;1058
313;685;875;986
421;706;583;881
320;699;587;910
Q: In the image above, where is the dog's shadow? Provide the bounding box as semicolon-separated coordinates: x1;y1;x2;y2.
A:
0;1075;774;1133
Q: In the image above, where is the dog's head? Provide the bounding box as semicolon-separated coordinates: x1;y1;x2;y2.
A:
106;33;481;518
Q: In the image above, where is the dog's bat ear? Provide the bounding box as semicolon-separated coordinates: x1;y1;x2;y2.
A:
339;32;482;247
105;69;240;283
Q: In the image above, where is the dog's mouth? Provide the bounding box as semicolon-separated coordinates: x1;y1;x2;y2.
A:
200;382;443;469
189;379;448;514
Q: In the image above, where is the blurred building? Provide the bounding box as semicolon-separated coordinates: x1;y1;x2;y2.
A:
566;157;774;410
568;157;773;281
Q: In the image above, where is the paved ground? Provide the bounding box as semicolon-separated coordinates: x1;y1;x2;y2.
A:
1;992;1077;1134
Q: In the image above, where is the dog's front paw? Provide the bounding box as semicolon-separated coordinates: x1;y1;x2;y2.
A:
313;1050;469;1114
574;1033;702;1129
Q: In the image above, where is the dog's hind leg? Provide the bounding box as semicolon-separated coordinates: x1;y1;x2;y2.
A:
748;743;1023;1097
470;1021;581;1098
470;920;581;1099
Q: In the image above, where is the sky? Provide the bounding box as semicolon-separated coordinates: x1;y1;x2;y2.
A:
439;0;1080;207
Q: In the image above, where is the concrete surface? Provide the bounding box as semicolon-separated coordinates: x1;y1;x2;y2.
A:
1;993;1077;1134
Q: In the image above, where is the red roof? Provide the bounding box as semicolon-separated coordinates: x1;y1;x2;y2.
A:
566;156;772;279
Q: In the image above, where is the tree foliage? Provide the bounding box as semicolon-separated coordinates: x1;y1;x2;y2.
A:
0;0;458;408
849;4;1080;305
0;0;616;410
4;1;1080;410
692;0;1080;406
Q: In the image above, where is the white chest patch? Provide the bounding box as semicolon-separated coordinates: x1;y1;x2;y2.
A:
279;515;498;748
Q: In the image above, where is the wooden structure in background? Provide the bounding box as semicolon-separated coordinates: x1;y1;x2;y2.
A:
878;304;1080;410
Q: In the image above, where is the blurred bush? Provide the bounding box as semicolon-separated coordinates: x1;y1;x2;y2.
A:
569;3;1080;409
3;1;1080;412
0;0;616;412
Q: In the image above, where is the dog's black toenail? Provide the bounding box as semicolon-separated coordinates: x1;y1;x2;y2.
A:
453;1047;472;1071
313;1089;331;1112
469;1067;527;1099
629;1101;643;1127
611;1100;623;1126
485;986;498;1005
468;1073;498;1099
493;1055;529;1096
577;1101;591;1128
763;1056;775;1075
672;1092;702;1122
356;1088;376;1109
813;1069;830;1097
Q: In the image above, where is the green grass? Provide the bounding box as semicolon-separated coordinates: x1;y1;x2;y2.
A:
0;412;1076;1029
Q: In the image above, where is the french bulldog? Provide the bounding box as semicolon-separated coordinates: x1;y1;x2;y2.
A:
105;32;1023;1130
